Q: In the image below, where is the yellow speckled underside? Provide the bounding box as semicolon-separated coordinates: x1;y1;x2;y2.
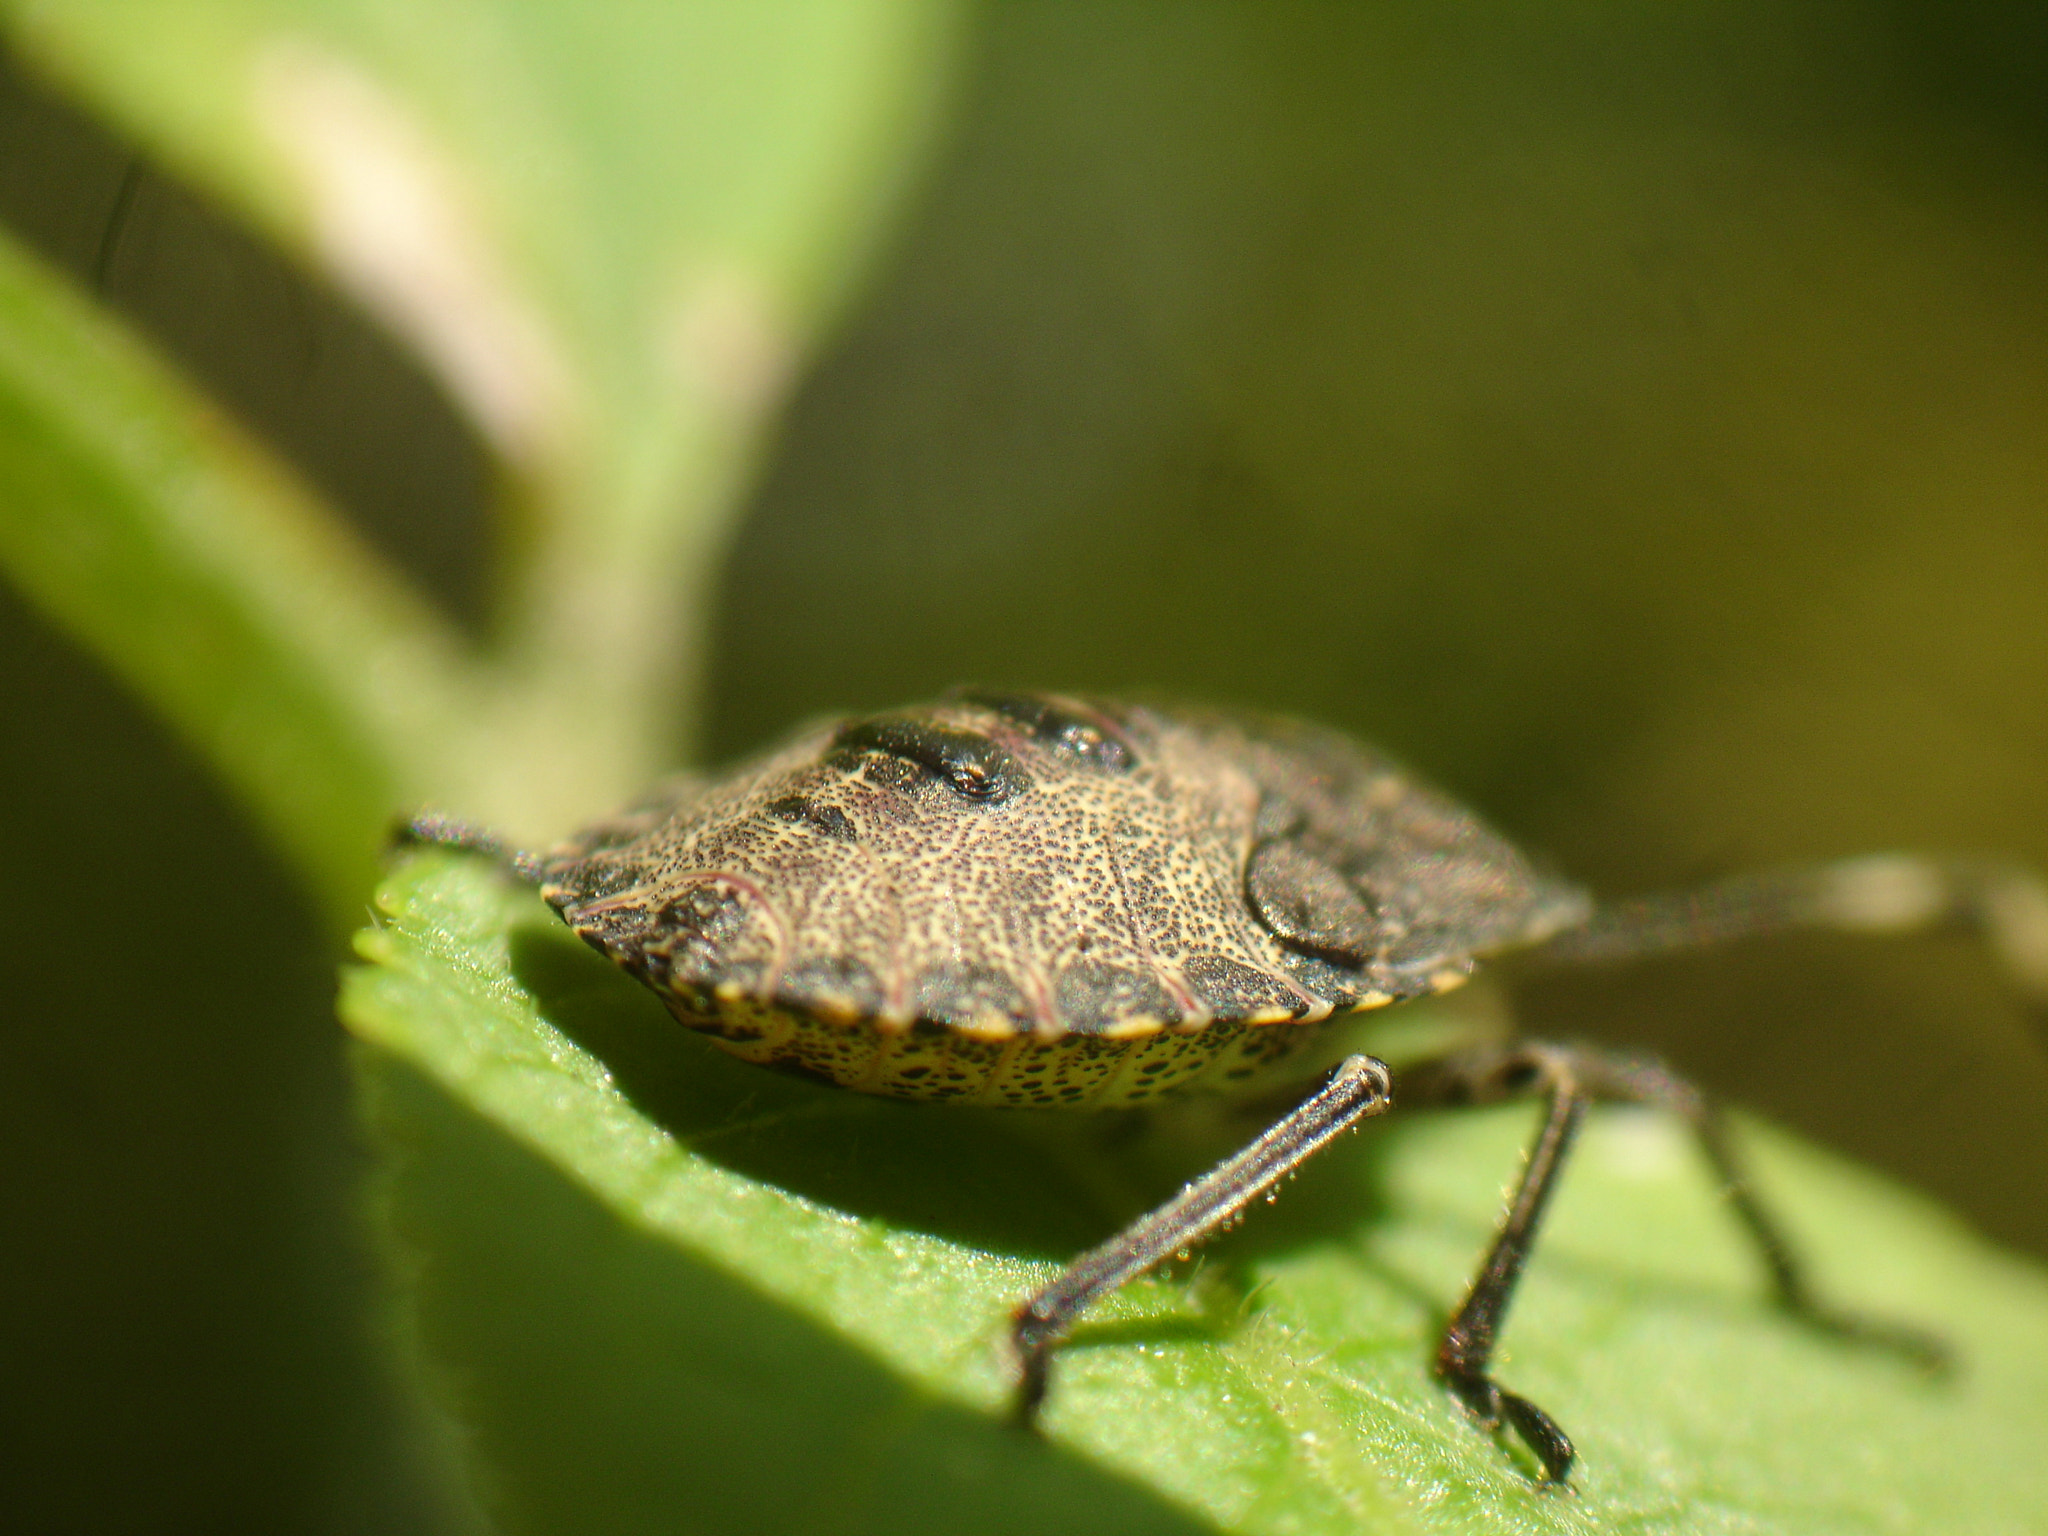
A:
674;994;1393;1107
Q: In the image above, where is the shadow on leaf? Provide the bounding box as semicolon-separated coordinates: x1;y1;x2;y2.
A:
359;1045;1217;1536
505;902;1403;1278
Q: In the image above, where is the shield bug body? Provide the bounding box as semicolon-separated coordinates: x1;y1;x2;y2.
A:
409;689;2048;1481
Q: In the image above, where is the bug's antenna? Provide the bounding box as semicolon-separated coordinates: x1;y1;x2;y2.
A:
394;811;545;884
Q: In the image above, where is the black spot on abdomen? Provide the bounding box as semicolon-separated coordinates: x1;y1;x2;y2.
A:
1053;958;1180;1034
1181;953;1309;1019
915;962;1031;1031
633;881;759;1002
778;953;885;1016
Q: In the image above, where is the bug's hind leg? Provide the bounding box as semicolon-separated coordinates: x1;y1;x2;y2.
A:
1400;1040;1943;1484
1531;854;2048;1015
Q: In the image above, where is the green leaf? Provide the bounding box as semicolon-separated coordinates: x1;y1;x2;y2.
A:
4;0;965;798
0;229;472;914
343;849;2048;1534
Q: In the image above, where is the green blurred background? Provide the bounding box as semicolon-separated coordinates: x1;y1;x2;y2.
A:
3;3;2046;1529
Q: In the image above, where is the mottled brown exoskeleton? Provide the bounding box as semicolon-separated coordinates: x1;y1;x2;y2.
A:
408;689;2048;1482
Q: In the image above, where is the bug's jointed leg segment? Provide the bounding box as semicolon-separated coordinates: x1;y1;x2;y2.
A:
1011;1053;1394;1423
1400;1046;1588;1481
1401;1040;1946;1483
1531;854;2048;1010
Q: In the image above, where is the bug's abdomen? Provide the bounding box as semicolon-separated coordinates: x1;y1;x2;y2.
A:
673;997;1330;1108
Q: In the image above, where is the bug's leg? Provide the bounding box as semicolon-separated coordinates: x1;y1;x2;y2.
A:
392;812;545;883
1553;1050;1946;1364
1399;1044;1589;1481
1531;854;2048;1012
1010;1053;1394;1424
1403;1039;1944;1483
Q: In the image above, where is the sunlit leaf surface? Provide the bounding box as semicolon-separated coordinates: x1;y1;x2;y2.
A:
344;850;2048;1534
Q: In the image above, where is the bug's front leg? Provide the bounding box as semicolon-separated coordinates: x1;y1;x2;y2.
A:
1010;1052;1393;1423
1401;1040;1946;1483
393;811;546;882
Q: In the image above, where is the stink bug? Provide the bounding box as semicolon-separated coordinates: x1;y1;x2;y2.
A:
406;689;2048;1480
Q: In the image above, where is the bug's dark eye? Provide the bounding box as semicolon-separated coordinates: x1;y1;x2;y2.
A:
830;716;1029;804
954;690;1136;772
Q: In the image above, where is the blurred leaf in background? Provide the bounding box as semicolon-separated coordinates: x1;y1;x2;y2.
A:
1;0;961;1528
2;1;2046;1532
